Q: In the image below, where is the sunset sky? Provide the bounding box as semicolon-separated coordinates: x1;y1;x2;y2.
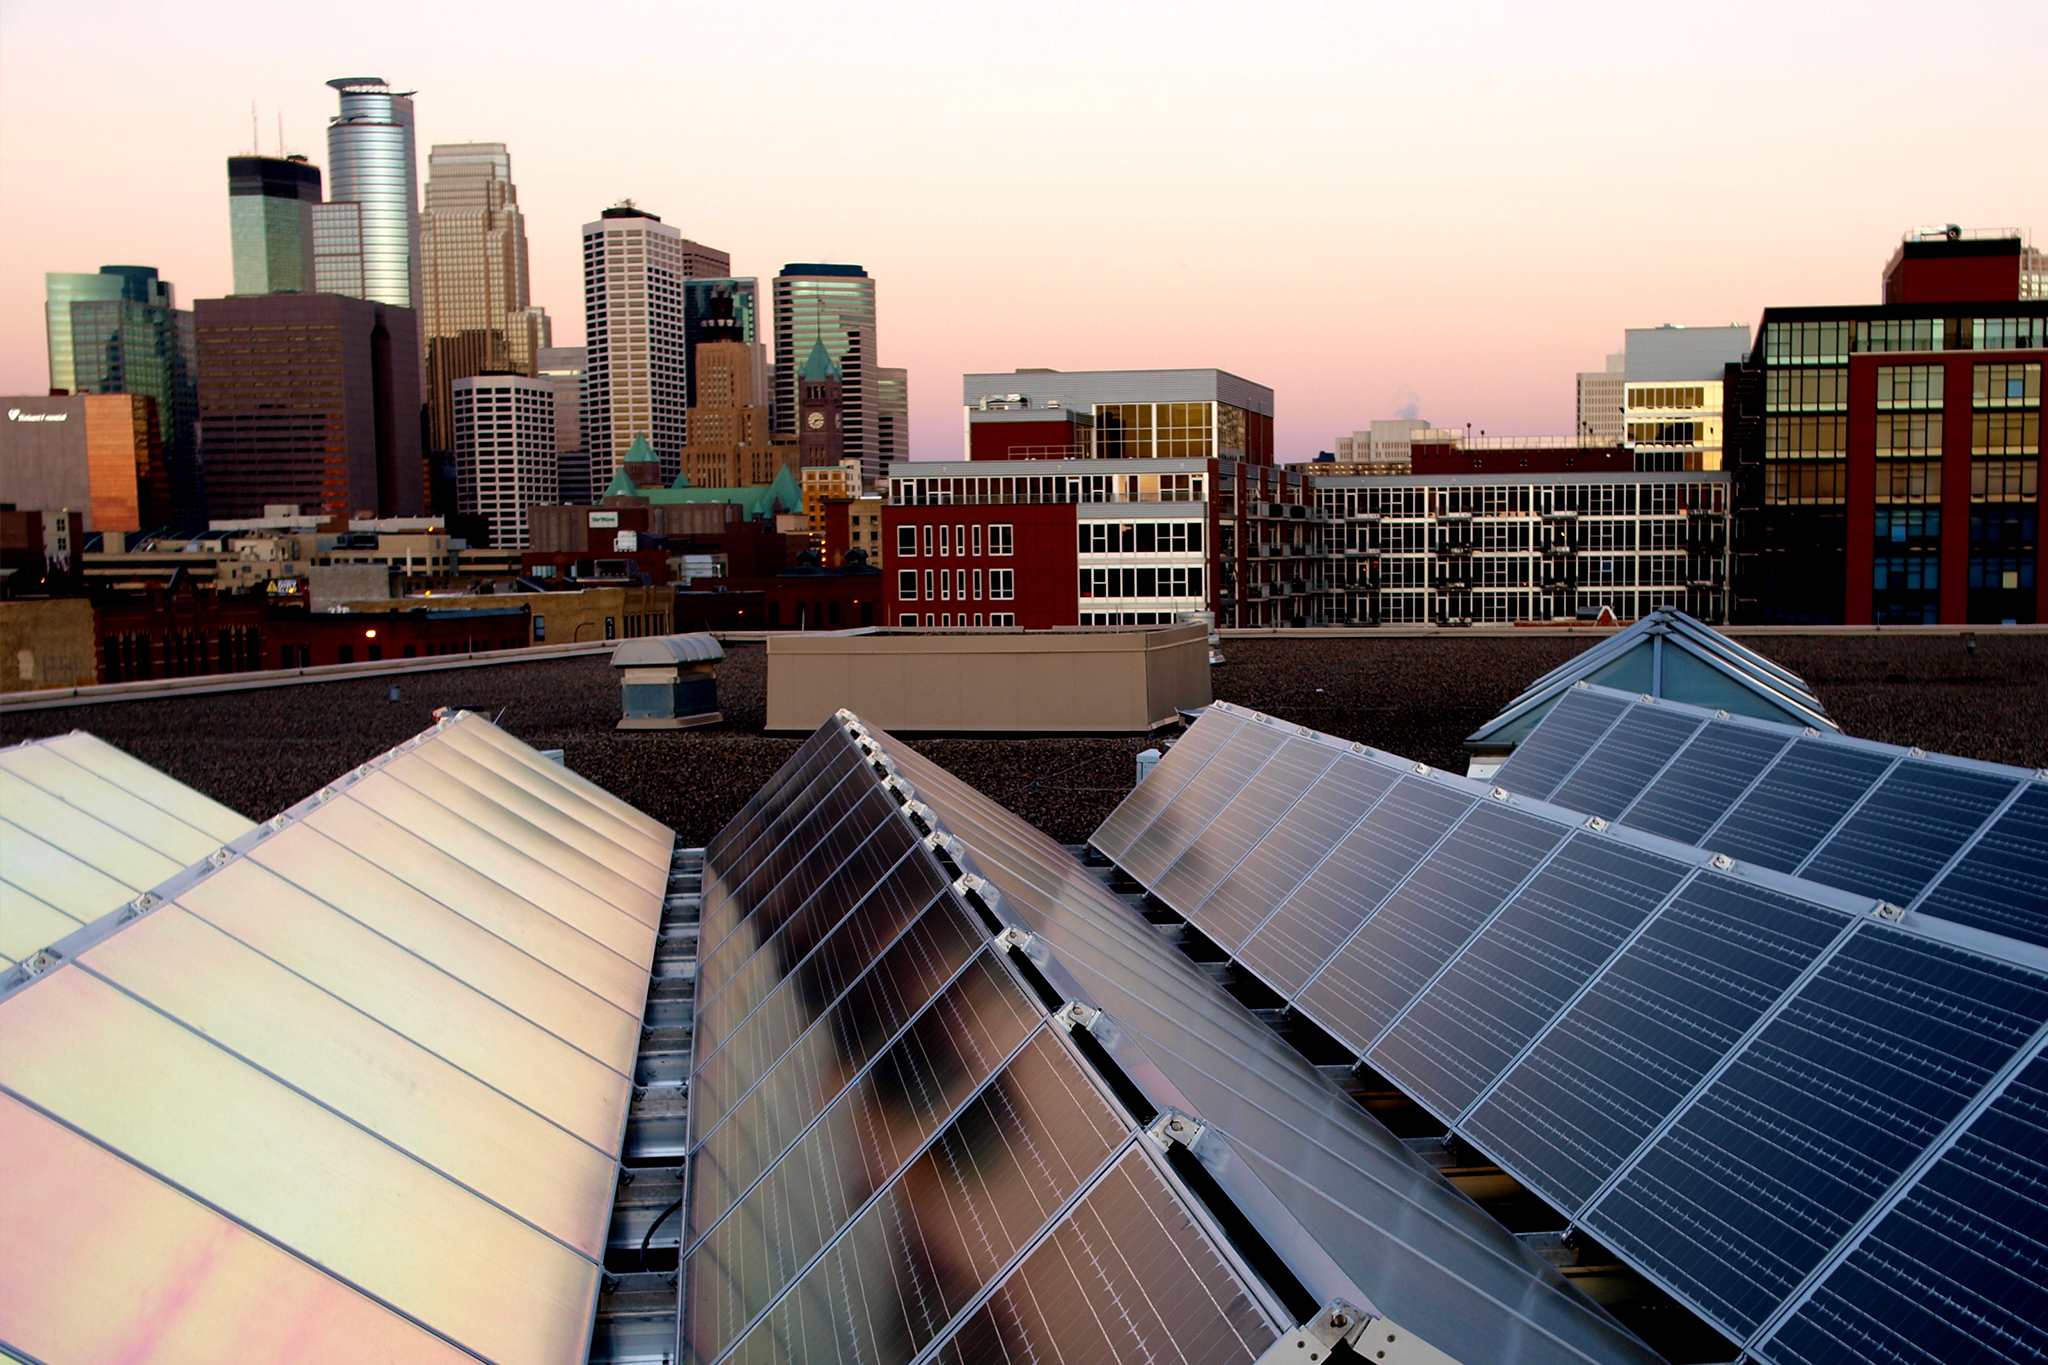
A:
2;0;2041;462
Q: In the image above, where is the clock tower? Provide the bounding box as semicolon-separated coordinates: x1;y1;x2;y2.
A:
796;339;845;468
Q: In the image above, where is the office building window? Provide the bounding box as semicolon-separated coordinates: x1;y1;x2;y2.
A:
1874;366;1945;409
1766;368;1848;411
971;524;982;554
923;569;933;599
901;613;919;626
897;525;917;556
1973;462;2039;502
533;616;546;641
938;524;950;555
989;569;1014;600
989;613;1015;626
921;525;933;556
898;569;918;599
972;569;983;599
1973;412;2041;457
987;523;1014;555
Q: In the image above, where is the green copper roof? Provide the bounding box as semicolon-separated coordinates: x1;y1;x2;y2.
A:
603;464;801;519
798;339;839;383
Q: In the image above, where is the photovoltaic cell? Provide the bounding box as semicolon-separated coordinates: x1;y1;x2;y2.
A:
711;1031;1132;1365
1151;737;1337;914
695;804;920;1006
929;1147;1280;1365
682;957;1044;1343
1760;1048;2048;1365
1548;707;1706;823
1614;722;1791;845
1798;761;2021;906
1235;777;1473;999
704;728;835;869
1588;927;2048;1341
1191;755;1397;953
1090;708;1248;862
1462;875;1846;1214
1296;803;1563;1054
1913;783;2048;947
1490;686;1631;799
687;870;952;1140
687;897;989;1240
1366;838;1691;1122
701;742;866;945
1117;721;1288;887
1704;740;1898;875
701;757;878;955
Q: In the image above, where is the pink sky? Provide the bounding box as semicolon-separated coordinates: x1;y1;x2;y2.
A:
3;0;2041;463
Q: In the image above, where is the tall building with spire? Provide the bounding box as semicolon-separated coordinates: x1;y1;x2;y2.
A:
317;78;419;309
418;143;548;471
773;264;879;481
581;204;728;489
227;156;322;295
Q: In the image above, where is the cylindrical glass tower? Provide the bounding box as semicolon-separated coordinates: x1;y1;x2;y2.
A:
324;77;418;309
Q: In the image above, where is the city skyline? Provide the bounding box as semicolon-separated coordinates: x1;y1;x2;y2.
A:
1;0;2042;464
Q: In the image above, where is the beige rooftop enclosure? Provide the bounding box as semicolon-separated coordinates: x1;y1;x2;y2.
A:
765;626;1211;733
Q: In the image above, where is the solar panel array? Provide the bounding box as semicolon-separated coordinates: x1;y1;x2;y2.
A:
685;713;1664;1365
0;730;253;968
0;714;672;1365
1094;703;2048;1365
1491;682;2048;947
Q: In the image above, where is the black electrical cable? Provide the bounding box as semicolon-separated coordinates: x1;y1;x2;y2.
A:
641;1195;684;1272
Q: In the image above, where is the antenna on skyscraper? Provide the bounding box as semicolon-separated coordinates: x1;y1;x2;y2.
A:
250;101;259;155
277;110;284;157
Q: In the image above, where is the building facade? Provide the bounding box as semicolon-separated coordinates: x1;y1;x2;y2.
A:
582;206;728;491
228;155;322;295
1727;230;2046;624
681;278;763;411
962;368;1275;466
45;267;198;528
0;395;168;535
538;346;589;504
1576;353;1626;446
1620;325;1748;472
773;265;878;480
194;293;425;522
675;330;794;490
884;457;1324;629
876;366;908;465
452;374;555;549
319;77;419;309
1313;470;1730;625
418;143;546;466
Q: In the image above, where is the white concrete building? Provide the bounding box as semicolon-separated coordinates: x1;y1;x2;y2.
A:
453;374;555;549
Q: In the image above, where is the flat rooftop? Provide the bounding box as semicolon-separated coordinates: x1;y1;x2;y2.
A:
4;631;2044;846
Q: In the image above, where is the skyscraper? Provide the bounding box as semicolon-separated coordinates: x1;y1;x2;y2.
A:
682;278;764;408
538;346;590;504
418;143;547;466
773;264;878;480
194;294;424;521
875;366;908;470
453;374;554;549
582;204;729;489
319;77;418;309
1575;351;1626;446
45;266;198;529
227;155;322;295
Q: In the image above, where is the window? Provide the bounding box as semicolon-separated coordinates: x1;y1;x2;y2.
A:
989;568;1015;600
922;524;933;556
971;524;983;555
955;525;966;556
973;569;983;599
897;525;917;556
938;524;950;556
972;614;984;626
923;569;934;600
990;613;1015;626
533;615;546;641
901;613;920;626
988;524;1014;555
1874;365;1944;409
898;569;918;599
1976;363;2043;408
939;570;951;600
605;617;616;640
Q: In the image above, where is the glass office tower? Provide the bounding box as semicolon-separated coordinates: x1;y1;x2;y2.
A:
46;266;198;529
682;278;762;409
773;264;878;480
322;77;418;309
227;156;322;295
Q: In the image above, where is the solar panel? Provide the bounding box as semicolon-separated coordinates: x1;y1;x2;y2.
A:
1089;706;1249;862
681;711;1665;1365
1488;685;1631;796
1493;683;2048;947
1151;736;1338;914
1116;718;1288;886
0;712;671;1365
1757;1044;2048;1365
1095;702;2048;1365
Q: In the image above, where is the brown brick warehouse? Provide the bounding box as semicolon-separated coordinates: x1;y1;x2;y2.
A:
7;630;2044;847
